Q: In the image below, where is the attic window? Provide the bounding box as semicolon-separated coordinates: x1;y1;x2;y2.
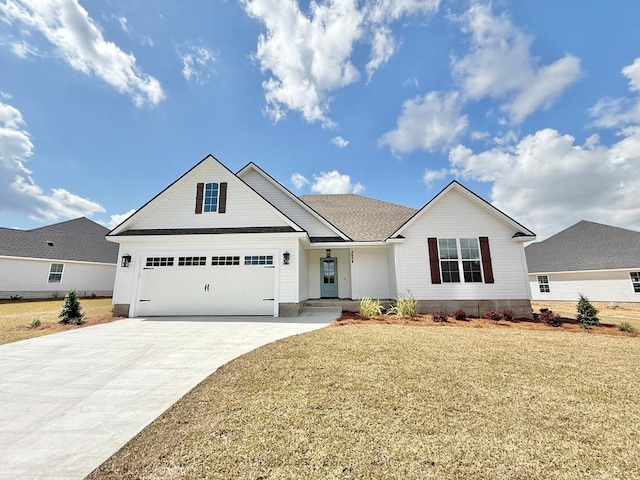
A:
47;241;54;246
195;182;227;214
204;182;219;212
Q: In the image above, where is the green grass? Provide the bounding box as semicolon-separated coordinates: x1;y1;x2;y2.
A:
0;298;114;345
89;324;640;479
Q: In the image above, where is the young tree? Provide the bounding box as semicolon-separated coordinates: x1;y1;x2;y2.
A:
59;290;85;325
577;293;599;327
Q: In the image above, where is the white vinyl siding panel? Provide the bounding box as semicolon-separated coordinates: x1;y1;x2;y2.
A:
298;244;309;301
350;247;391;299
395;189;529;300
387;245;397;298
240;169;338;237
529;270;640;302
130;161;291;230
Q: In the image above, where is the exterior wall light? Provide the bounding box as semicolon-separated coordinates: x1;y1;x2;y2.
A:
121;254;132;268
326;249;331;258
283;251;290;265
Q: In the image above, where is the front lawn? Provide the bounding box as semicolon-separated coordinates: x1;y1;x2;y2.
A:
89;323;640;479
0;297;119;345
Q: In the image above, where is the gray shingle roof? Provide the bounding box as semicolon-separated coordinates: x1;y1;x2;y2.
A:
525;220;640;273
0;217;118;264
299;194;417;241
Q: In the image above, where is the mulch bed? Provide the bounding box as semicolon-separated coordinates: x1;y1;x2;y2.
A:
13;315;125;333
333;311;637;337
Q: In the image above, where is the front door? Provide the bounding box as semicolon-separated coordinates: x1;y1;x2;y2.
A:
320;257;338;298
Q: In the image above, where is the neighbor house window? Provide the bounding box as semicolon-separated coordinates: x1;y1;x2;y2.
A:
203;182;219;212
438;238;482;283
48;263;64;283
537;275;550;293
630;272;640;293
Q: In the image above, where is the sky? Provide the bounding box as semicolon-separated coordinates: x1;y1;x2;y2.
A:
1;0;639;240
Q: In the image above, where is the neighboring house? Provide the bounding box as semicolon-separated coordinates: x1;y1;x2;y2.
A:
0;217;118;299
107;155;536;318
526;220;640;303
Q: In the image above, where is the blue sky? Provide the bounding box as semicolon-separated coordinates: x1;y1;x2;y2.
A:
1;0;639;240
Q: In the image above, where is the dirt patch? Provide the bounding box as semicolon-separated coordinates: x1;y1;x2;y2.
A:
333;310;637;337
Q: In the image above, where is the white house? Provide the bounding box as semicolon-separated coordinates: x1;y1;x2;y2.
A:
0;217;118;299
107;155;536;318
526;220;640;303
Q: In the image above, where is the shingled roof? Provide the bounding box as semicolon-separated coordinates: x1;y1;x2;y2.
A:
299;194;417;241
0;217;118;264
525;220;640;273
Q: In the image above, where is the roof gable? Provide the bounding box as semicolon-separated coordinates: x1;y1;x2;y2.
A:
526;220;640;272
0;217;118;263
391;181;536;240
237;163;349;240
109;155;303;236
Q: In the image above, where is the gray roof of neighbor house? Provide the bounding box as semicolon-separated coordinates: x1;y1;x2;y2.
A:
525;220;640;273
299;194;417;241
0;217;118;264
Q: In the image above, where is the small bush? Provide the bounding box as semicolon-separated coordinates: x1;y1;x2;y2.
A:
618;322;634;333
451;309;467;321
10;295;23;300
59;290;85;325
501;308;515;321
484;310;502;321
577;294;599;327
539;310;561;327
388;295;417;318
358;297;383;318
51;291;60;299
431;310;449;322
28;318;42;328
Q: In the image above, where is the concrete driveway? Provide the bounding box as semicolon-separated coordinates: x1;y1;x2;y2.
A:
0;308;339;479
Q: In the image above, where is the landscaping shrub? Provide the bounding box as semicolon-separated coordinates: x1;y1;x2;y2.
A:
500;308;515;321
539;309;561;327
387;295;417;318
451;308;467;320
484;310;502;321
28;318;41;328
358;297;383;319
10;295;23;300
59;290;85;325
431;310;448;322
619;322;634;333
577;294;599;328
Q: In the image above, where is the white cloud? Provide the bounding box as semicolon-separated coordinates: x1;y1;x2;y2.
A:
447;127;640;239
471;130;489;141
179;44;217;84
311;170;364;194
104;208;135;229
0;91;12;100
291;172;309;189
0;0;165;107
379;91;468;154
10;40;39;58
622;57;640;92
590;57;640;129
423;167;448;186
118;16;129;34
330;135;349;148
366;26;396;80
0;100;105;221
365;0;440;23
451;3;581;124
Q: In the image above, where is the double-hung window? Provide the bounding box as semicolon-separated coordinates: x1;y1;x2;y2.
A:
203;182;219;212
630;272;640;293
537;275;550;293
48;263;64;283
438;238;483;283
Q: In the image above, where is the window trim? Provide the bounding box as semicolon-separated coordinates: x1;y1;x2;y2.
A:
537;275;550;293
47;262;64;284
630;272;640;294
203;182;219;213
437;238;483;284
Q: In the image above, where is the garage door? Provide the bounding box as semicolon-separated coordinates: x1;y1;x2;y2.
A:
136;254;275;316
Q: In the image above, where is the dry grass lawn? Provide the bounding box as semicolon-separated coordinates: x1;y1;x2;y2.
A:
0;297;119;345
89;323;640;480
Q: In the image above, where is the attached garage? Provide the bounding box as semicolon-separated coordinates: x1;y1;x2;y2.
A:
135;253;276;316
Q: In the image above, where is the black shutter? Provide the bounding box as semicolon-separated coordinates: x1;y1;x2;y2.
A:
428;237;441;284
195;183;204;214
219;182;227;213
479;236;494;283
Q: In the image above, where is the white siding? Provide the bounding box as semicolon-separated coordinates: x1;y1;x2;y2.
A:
0;257;115;297
111;235;300;316
530;270;640;302
298;243;309;301
240;169;338;237
308;248;352;298
387;245;397;298
396;189;530;300
350;247;391;299
130;159;292;230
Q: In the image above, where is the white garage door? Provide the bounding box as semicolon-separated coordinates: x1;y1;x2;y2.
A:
136;254;275;316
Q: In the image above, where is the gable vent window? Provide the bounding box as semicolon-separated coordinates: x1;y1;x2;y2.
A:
428;237;493;284
195;182;227;214
537;275;550;293
178;256;207;266
244;255;273;266
212;256;240;266
48;263;64;283
630;272;640;293
145;257;174;267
